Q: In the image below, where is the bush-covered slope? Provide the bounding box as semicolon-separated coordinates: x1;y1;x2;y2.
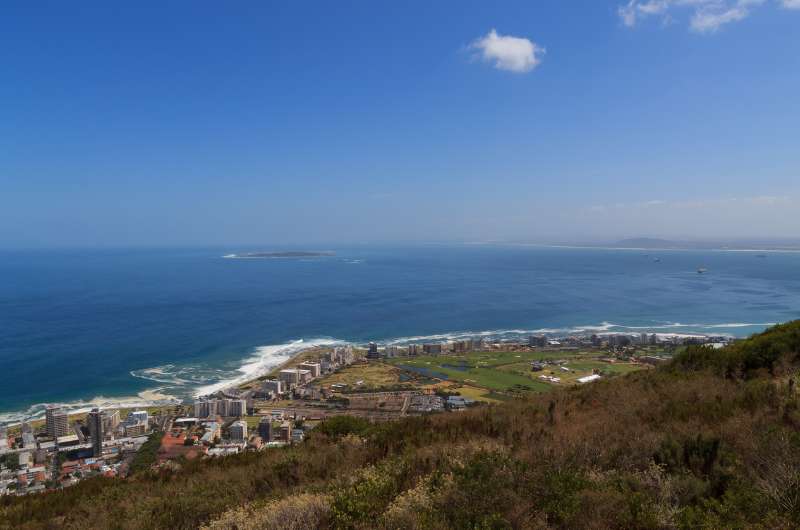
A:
3;322;800;529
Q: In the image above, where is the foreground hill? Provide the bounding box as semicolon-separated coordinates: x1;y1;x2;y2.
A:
3;323;800;529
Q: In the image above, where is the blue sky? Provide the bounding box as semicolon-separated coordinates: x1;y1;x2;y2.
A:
2;1;799;247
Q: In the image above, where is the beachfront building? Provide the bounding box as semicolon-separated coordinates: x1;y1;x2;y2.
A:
123;421;147;437
102;410;120;434
451;340;475;353
327;346;355;366
528;335;547;347
297;362;322;378
422;343;442;354
194;397;247;418
229;420;247;442
194;400;212;418
45;406;69;438
87;408;104;457
367;342;380;360
278;368;312;387
261;379;283;395
129;410;149;426
228;399;247;417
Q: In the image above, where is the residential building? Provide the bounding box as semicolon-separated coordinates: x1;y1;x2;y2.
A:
194;400;212;418
229;420;247;442
278;368;312;386
261;379;283;395
291;429;304;443
279;421;291;442
451;341;466;353
297;362;322;378
129;410;149;425
367;342;380;360
102;410;120;434
87;408;104;457
22;432;36;449
422;343;442;354
528;335;547;347
228;399;247;418
123;422;146;437
46;406;70;438
258;417;272;442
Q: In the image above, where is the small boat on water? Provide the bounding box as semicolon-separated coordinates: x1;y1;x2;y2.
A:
653;257;661;263
697;267;708;274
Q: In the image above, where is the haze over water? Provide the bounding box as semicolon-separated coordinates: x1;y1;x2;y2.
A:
1;244;798;423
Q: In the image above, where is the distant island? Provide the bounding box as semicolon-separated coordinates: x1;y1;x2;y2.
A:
223;251;336;259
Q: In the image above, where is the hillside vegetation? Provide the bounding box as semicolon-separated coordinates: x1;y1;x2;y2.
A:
3;322;800;529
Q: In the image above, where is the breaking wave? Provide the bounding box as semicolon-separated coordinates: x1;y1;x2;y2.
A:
380;321;773;345
0;390;181;427
192;338;344;397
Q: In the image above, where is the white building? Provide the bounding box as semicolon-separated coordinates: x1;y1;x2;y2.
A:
129;410;149;425
261;379;283;395
278;368;312;386
297;362;322;378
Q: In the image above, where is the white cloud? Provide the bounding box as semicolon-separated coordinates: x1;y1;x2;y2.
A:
618;0;788;33
690;4;751;32
470;29;545;73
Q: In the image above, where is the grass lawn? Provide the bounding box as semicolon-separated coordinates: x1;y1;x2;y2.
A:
390;355;551;393
387;350;646;394
455;385;508;403
317;362;402;387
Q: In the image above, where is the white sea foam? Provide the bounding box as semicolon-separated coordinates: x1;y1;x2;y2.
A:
380;321;776;345
193;338;344;397
0;391;181;427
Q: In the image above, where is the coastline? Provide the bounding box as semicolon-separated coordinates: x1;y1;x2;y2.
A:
0;320;780;426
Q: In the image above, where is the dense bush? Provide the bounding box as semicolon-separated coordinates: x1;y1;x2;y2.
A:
128;431;164;475
315;415;372;439
671;320;800;377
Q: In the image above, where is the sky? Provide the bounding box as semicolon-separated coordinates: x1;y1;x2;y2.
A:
2;0;799;247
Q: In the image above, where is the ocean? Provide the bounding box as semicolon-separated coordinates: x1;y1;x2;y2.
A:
1;244;798;424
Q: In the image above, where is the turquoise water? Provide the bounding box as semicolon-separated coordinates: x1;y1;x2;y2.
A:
1;244;798;423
